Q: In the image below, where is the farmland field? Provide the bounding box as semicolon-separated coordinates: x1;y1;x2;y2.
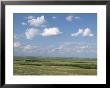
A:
14;56;97;75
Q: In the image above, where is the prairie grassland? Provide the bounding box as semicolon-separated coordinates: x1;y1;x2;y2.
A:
13;56;97;75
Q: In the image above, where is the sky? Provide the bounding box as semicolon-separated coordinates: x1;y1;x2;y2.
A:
14;13;97;58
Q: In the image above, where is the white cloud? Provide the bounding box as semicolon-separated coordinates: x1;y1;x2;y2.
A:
21;22;27;26
27;16;46;27
25;16;35;19
23;45;35;51
71;29;83;36
52;45;64;52
16;42;96;57
14;42;21;48
79;45;89;49
49;42;96;54
82;28;94;37
23;45;42;52
71;28;94;37
25;28;39;39
66;16;80;22
52;16;56;19
75;44;96;53
41;27;62;37
66;16;73;22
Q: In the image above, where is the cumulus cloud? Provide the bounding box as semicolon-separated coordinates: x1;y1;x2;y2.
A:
14;42;21;48
66;16;73;22
82;28;94;37
71;28;94;37
21;22;27;26
27;16;46;27
71;29;83;36
66;15;80;22
25;28;39;39
41;27;62;37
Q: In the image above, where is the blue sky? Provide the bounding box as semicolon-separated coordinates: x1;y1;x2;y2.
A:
14;13;97;58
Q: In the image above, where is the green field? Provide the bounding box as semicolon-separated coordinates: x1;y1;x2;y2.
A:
14;56;97;75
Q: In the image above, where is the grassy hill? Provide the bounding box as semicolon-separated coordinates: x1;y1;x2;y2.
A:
14;56;97;75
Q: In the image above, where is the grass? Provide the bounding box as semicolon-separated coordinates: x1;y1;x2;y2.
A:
13;56;97;75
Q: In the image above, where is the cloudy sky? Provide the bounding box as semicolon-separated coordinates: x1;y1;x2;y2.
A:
14;13;97;58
